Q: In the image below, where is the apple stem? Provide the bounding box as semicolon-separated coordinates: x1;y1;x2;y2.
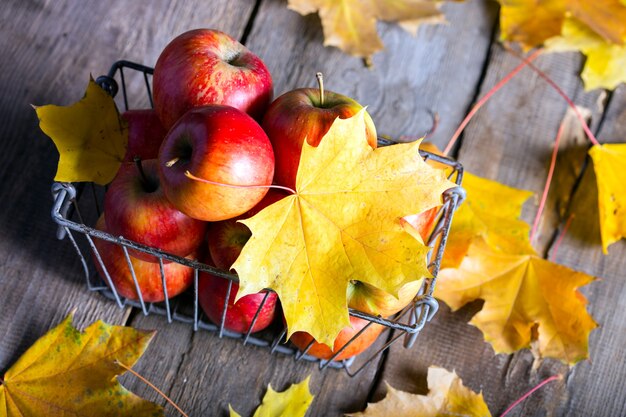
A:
184;170;297;195
115;360;189;417
499;375;562;417
316;72;325;106
133;157;150;187
165;157;180;168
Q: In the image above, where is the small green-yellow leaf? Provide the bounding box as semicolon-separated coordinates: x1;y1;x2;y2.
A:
35;78;127;185
588;143;626;253
230;376;314;417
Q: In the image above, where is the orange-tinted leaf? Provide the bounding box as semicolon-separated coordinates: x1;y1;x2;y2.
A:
35;78;127;185
233;111;455;346
348;366;491;417
496;0;626;49
0;314;162;417
568;0;626;45
496;0;567;49
588;143;626;253
436;242;597;363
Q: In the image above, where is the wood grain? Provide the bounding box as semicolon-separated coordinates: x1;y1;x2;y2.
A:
549;86;626;417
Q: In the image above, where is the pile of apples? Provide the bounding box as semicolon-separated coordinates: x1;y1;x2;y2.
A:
94;29;429;360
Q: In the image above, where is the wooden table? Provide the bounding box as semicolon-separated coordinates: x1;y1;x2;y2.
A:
2;1;625;416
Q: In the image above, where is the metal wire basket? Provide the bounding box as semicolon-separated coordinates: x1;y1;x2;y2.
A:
50;60;464;376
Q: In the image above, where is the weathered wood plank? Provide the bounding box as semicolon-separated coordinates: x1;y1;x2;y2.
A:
247;0;499;149
375;44;609;415
549;86;626;417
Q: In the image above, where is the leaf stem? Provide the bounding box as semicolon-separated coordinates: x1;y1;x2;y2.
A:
316;72;325;106
184;170;297;195
443;49;542;156
115;360;189;417
504;45;600;147
499;375;562;417
530;121;566;243
550;213;575;261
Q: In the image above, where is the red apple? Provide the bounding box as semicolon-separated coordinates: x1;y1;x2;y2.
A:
153;28;273;129
158;105;275;221
207;189;287;270
122;109;167;162
262;83;377;189
198;267;278;334
92;215;195;302
289;316;384;361
104;159;207;262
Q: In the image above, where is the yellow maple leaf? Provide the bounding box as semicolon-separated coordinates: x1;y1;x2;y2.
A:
348;366;491;417
497;0;626;50
436;242;597;363
0;314;161;417
35;78;127;185
287;0;450;59
567;0;626;45
443;172;536;268
229;376;314;417
233;111;455;346
496;0;567;49
546;17;626;91
588;143;626;253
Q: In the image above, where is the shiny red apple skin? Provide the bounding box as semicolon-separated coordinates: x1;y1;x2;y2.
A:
208;189;287;270
158;105;275;222
92;215;195;302
122;109;167;162
289;316;384;361
261;88;377;189
153;28;273;129
104;159;207;262
198;270;278;334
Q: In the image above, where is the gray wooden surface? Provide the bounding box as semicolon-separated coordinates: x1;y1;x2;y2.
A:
1;0;624;416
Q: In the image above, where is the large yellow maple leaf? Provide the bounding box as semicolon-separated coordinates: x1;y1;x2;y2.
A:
35;78;127;185
229;376;314;417
546;17;626;91
588;143;626;253
287;0;451;60
497;0;626;49
436;242;597;363
0;314;162;417
348;366;491;417
443;172;536;268
233;111;455;347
